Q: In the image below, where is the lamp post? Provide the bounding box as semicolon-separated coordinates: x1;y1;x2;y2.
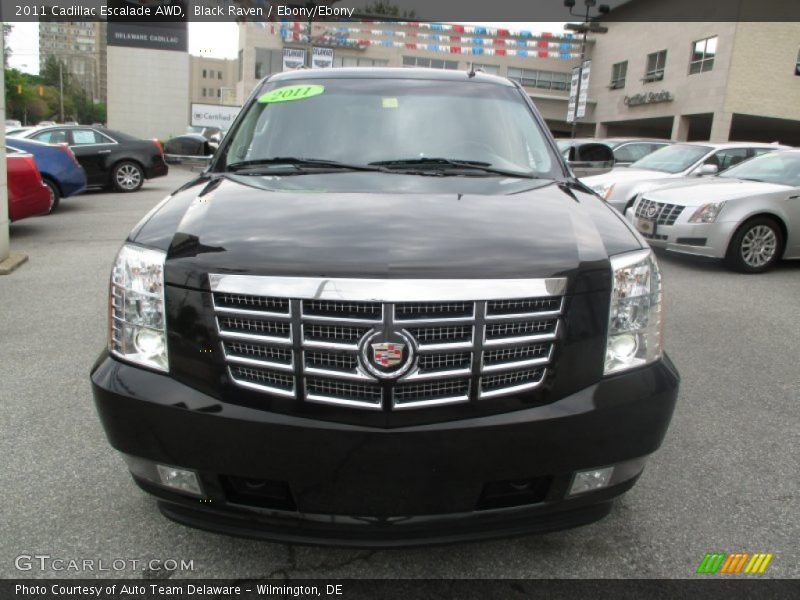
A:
564;0;609;139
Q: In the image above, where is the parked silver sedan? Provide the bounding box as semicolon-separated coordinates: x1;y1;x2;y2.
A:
584;142;788;214
629;150;800;273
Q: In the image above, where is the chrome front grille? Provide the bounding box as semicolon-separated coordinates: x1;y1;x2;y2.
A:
304;323;369;347
636;198;684;225
395;302;474;321
211;276;566;411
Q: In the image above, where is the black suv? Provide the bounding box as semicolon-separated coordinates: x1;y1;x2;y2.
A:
91;68;679;546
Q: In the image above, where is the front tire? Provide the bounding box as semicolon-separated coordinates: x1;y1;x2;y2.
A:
111;161;144;193
726;217;784;273
43;178;60;213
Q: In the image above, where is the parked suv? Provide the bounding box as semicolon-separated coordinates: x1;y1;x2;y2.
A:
91;68;679;546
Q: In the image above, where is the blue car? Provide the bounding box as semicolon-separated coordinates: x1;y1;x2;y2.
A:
5;137;86;212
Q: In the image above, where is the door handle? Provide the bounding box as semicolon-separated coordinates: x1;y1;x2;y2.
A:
98;149;112;154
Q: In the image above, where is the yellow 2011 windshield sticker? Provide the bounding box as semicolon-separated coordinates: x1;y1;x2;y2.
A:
258;85;325;104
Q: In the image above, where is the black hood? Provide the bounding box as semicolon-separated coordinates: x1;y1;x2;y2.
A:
131;173;641;294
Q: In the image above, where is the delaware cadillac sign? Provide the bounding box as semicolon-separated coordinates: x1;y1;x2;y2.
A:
624;90;674;107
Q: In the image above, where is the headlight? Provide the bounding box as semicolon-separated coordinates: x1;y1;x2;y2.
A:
108;244;168;372
590;183;615;201
605;249;663;375
689;201;727;223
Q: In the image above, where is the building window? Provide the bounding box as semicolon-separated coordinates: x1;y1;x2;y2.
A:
202;88;206;97
202;69;207;78
507;67;570;91
218;71;223;79
644;50;667;82
610;61;627;89
402;56;458;70
333;56;389;67
796;48;800;75
217;89;221;98
471;63;499;75
690;36;717;74
255;48;283;79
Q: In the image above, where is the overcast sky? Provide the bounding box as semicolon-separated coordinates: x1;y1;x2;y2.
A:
6;21;567;74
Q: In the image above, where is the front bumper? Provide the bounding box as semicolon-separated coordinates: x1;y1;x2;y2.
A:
146;157;169;179
627;212;738;259
91;354;679;546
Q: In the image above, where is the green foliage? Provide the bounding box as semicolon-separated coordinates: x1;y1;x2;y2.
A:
4;57;106;125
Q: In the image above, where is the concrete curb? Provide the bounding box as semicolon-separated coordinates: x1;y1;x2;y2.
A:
0;253;29;275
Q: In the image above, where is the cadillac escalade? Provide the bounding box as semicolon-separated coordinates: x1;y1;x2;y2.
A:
91;68;679;546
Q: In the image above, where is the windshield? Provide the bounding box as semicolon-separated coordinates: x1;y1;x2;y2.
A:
630;144;711;173
719;151;800;186
218;78;559;178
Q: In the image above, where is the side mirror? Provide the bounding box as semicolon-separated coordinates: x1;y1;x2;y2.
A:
567;142;616;177
697;163;719;176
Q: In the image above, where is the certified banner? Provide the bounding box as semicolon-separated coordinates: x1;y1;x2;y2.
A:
577;60;591;118
282;48;306;71
566;67;580;123
312;47;334;69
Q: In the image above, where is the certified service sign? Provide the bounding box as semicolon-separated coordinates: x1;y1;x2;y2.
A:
190;103;241;129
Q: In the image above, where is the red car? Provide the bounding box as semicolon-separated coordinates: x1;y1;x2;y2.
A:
7;148;51;221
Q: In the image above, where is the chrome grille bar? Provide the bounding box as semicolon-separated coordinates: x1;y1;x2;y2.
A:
211;275;566;410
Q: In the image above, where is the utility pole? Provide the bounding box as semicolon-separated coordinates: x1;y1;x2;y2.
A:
59;61;64;123
565;0;609;139
0;42;29;273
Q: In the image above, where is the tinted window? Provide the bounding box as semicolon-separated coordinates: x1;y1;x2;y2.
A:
708;148;750;170
70;129;112;145
32;129;69;144
222;78;559;178
614;143;655;163
630;144;711;173
719;151;800;186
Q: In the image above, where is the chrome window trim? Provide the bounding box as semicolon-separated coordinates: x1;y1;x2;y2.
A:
209;275;567;302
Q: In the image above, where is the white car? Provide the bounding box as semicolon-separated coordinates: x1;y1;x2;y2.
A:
583;142;788;214
629;150;800;273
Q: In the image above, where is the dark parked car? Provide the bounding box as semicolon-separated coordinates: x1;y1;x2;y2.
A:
6;148;51;222
6;138;87;211
10;125;168;192
91;68;679;546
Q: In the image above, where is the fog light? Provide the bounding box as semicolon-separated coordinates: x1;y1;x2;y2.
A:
156;465;202;496
569;466;615;496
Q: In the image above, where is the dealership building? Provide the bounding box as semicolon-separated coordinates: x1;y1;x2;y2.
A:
235;1;800;144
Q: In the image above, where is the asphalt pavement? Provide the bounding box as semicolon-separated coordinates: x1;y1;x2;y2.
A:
1;167;798;579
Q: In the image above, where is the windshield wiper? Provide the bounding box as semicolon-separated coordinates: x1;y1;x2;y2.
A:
368;157;538;179
227;157;386;173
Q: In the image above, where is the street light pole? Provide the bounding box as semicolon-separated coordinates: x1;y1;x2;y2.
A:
570;9;589;139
